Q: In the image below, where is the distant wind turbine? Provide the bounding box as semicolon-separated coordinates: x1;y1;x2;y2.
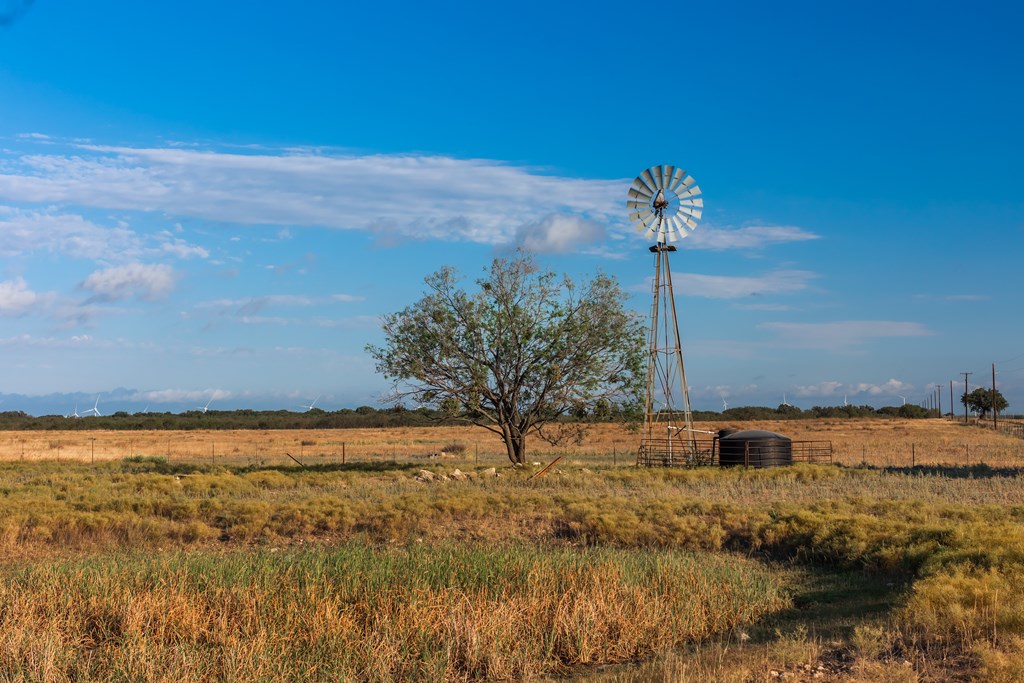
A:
781;393;791;407
897;395;907;405
720;395;729;411
67;403;81;419
299;395;321;412
197;397;213;413
843;394;848;407
82;395;101;417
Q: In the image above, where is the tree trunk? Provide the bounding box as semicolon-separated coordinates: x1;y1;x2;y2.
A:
502;427;527;465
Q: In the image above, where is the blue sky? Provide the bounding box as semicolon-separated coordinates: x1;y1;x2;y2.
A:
1;0;1022;416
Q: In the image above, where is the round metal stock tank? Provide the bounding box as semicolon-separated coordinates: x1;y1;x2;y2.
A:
718;429;793;467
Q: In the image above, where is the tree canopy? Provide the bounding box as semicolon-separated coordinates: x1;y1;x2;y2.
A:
367;255;646;464
961;387;1008;419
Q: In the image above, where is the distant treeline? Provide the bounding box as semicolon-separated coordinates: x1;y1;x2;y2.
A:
0;402;943;431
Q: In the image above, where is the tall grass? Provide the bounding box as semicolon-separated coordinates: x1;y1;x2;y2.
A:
0;544;786;681
3;457;1024;678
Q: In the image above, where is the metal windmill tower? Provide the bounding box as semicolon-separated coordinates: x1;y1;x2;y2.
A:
627;165;704;465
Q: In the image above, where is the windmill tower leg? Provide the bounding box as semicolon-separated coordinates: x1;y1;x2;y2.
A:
641;244;696;466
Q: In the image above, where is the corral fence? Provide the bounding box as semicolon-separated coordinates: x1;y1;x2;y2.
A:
997;421;1024;439
637;437;833;468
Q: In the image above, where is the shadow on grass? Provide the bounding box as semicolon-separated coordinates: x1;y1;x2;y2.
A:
752;567;906;644
118;455;426;476
878;463;1024;479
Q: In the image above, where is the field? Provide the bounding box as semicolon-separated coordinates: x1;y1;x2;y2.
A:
1;417;1023;681
2;417;1022;467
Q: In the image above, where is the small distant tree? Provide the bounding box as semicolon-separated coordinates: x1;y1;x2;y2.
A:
367;254;646;465
961;388;1008;419
898;403;929;419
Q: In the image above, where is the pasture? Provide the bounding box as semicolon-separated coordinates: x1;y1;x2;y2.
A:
1;416;1021;468
0;417;1022;681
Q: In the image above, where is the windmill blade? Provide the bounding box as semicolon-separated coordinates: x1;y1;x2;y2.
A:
662;165;676;189
669;215;684;237
629;180;653;199
627;199;651;211
667;167;687;191
645;226;657;241
661;165;673;190
678;197;704;208
641;168;659;192
629;208;654;224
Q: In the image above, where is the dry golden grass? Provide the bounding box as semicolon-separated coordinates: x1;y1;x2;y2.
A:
2;417;1021;468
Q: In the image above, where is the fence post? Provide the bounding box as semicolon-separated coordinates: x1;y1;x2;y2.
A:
342;442;346;465
911;443;915;468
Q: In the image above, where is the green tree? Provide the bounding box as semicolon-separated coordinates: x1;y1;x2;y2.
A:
367;255;646;464
961;387;1008;419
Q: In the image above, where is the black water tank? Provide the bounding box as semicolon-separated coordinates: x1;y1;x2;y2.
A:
718;429;793;467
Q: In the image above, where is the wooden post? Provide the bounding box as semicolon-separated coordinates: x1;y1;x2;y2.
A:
911;443;915;468
342;442;346;465
993;363;998;430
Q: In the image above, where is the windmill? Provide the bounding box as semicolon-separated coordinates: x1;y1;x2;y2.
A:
721;395;729;412
67;403;81;419
197;397;213;413
627;165;703;465
298;395;321;412
82;395;101;417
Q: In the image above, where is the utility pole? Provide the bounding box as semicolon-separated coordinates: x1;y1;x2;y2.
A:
961;372;972;424
949;381;954;419
993;363;998;430
936;384;943;416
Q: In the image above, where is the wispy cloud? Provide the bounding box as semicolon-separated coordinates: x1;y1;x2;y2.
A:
670;270;818;299
684;225;819;250
80;263;178;302
131;388;233;404
0;206;208;261
760;320;931;348
0;142;623;247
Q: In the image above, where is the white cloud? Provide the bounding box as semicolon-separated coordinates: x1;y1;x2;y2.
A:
793;381;845;397
0;333;123;349
0;206;208;261
0;142;624;245
160;239;209;259
760;320;931;348
670;270;817;298
80;263;178;302
793;378;914;398
132;388;233;404
514;214;605;253
851;378;914;396
331;293;366;302
684;225;820;250
0;277;48;315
